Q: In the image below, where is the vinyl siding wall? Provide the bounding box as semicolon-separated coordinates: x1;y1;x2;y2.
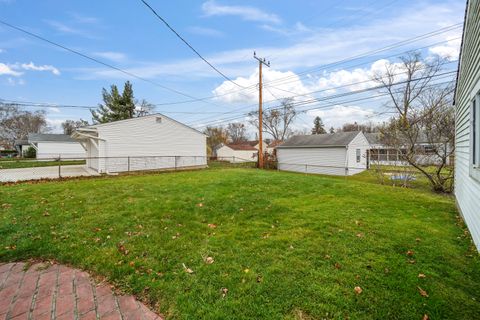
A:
455;0;480;249
277;147;348;176
216;146;257;163
86;116;206;173
36;142;86;159
346;132;370;175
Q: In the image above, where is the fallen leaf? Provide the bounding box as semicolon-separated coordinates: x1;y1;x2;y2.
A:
205;257;214;264
43;211;50;217
418;286;429;297
416;238;421;242
418;273;426;278
422;314;429;320
406;250;414;256
356;233;364;238
129;261;135;267
207;223;217;229
220;287;228;297
256;275;263;283
354;286;363;294
244;268;250;273
197;203;204;207
182;263;194;274
1;203;12;209
334;262;341;270
408;259;416;264
324;254;331;260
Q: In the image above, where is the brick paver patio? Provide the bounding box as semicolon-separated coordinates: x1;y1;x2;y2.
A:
0;262;163;320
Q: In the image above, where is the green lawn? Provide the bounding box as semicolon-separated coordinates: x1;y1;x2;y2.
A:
0;159;85;169
1;168;479;319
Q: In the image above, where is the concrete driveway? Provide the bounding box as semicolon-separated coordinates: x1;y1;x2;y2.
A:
0;165;99;183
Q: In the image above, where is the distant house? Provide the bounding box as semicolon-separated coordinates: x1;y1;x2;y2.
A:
454;0;480;249
14;134;86;159
365;132;452;166
277;131;370;176
266;140;283;154
72;114;207;173
216;142;259;163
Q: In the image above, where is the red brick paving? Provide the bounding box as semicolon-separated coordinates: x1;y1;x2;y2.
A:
0;262;162;320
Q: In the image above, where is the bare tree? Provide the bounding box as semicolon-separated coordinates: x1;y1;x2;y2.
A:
249;98;298;141
226;122;248;143
374;52;455;193
62;119;89;135
204;126;229;156
0;103;49;145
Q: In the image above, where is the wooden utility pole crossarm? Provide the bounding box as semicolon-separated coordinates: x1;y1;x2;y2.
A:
254;51;270;169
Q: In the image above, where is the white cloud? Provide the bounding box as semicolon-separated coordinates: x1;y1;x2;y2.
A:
202;0;281;24
93;51;127;63
429;37;461;61
46;118;66;133
307;105;376;128
0;63;22;76
48;107;61;113
20;62;60;75
44;19;97;39
78;1;463;91
213;68;312;104
187;26;224;37
6;77;25;86
0;49;4;53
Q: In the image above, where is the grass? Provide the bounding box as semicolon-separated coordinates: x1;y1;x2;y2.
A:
0;159;86;169
1;168;479;319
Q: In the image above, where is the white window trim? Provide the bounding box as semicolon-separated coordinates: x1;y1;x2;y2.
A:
469;80;480;182
356;148;361;163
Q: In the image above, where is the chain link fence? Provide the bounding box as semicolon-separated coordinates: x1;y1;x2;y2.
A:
0;156;259;183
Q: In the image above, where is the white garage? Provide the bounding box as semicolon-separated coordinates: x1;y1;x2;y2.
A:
277;131;370;176
215;142;258;163
72;114;207;173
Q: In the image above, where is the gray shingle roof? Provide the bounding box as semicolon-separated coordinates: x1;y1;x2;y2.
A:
365;132;381;145
278;131;361;148
28;133;76;143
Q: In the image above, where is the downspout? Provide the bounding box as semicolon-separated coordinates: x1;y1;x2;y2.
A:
345;145;349;176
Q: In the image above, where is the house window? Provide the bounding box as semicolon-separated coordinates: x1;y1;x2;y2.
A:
356;149;361;163
473;93;480;167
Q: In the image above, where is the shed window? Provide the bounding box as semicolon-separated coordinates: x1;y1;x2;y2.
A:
473;93;480;167
356;149;361;163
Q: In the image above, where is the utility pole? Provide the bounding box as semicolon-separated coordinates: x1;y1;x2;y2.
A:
254;51;270;169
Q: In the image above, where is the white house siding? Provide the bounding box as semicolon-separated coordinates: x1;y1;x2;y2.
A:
216;146;257;163
36;142;86;159
277;147;348;176
455;0;480;249
85;140;99;171
346;133;369;175
88;115;206;173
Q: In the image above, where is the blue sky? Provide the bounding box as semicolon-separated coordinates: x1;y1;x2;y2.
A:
0;0;465;136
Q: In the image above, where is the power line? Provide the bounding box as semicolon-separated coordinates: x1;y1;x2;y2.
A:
190;73;455;128
139;0;244;88
0;19;225;107
187;63;457;126
152;23;462;107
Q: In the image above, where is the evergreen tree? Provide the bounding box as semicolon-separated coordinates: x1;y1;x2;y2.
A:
311;116;326;134
329;126;335;134
91;81;137;124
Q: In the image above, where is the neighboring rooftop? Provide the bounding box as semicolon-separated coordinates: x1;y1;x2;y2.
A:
278;131;361;148
226;143;258;151
267;140;283;148
365;132;381;145
28;133;77;143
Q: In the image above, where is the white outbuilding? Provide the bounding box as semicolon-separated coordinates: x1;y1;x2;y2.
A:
215;142;258;163
276;131;370;176
16;134;86;159
72;114;207;173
